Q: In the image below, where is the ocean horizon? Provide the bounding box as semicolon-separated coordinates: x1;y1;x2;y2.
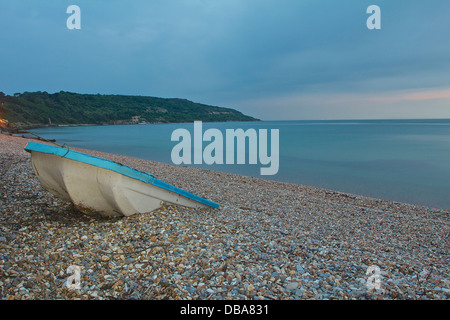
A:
30;119;450;210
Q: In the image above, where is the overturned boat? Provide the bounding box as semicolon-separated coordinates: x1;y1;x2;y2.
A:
24;142;219;217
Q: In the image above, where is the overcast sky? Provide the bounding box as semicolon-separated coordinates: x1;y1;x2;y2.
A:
0;0;449;120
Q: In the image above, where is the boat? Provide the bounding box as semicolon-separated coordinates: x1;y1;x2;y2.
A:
24;142;219;217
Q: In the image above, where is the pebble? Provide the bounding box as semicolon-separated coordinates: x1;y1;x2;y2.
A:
285;282;299;290
0;134;449;300
296;265;306;275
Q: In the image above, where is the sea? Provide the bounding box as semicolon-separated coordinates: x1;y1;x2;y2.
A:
31;119;450;210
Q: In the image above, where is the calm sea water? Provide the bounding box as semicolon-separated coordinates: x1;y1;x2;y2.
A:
31;119;450;210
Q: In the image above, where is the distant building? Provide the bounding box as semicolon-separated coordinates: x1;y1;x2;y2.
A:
131;115;141;123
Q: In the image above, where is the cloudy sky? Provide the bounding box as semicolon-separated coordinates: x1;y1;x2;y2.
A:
0;0;449;120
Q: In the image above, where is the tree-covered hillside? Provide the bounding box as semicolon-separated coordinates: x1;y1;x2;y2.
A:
0;91;258;126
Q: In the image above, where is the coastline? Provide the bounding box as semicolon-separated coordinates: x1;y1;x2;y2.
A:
1;133;449;300
5;118;262;131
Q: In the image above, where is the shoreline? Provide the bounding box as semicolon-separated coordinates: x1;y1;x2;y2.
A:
5;118;262;131
8;126;450;212
1;133;449;300
4;130;446;212
16;118;450;211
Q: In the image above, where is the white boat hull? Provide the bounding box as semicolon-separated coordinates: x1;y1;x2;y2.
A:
25;143;218;217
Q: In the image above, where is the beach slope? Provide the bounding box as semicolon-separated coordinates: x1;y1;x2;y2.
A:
0;133;448;300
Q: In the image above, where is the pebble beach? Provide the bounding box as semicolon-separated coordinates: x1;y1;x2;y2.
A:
0;133;449;300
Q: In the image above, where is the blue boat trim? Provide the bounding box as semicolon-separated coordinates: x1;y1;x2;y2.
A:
24;142;219;209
